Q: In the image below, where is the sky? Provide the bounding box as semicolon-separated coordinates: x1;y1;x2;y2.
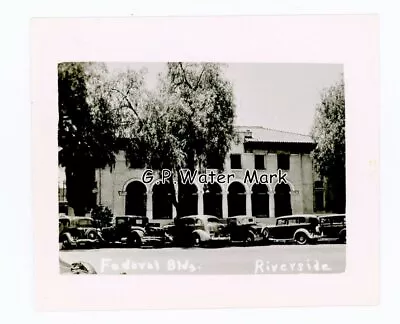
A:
106;62;343;136
106;62;343;135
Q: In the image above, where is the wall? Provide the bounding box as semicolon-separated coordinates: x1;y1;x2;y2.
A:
95;146;315;219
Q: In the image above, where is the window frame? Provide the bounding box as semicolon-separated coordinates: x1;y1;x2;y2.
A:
230;154;242;169
254;154;266;170
277;153;290;170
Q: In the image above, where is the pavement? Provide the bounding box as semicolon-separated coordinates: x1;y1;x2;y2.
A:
60;243;346;275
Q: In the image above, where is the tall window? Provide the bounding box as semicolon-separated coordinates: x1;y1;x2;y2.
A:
277;153;290;170
314;181;324;211
230;154;242;169
254;154;265;169
58;181;67;202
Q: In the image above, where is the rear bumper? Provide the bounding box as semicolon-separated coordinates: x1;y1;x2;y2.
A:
71;239;99;246
209;236;230;242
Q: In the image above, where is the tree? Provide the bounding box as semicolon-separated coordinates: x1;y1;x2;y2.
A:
91;205;113;228
311;78;345;213
122;63;236;217
58;62;120;215
59;62;236;218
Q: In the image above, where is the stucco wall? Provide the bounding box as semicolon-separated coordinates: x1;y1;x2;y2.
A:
95;148;315;219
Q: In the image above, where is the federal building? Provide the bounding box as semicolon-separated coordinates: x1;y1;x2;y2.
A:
59;126;327;224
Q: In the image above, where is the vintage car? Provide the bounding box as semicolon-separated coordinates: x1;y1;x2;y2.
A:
226;215;268;244
168;215;230;247
318;214;346;243
262;215;322;245
59;216;102;250
100;215;172;248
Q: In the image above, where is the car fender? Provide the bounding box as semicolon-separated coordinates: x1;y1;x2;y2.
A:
84;228;99;240
131;227;145;238
60;232;75;244
192;229;210;241
338;228;346;242
293;228;313;239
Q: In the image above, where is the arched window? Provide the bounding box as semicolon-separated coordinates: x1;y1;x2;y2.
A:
274;183;292;217
152;182;173;219
228;182;246;217
252;184;269;217
125;181;147;216
178;183;198;217
203;182;222;218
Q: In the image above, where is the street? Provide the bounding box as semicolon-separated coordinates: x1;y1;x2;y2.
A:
60;243;346;275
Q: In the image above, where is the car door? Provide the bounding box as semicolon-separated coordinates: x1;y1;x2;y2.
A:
179;218;196;240
320;217;333;237
115;217;129;239
207;217;223;236
330;216;345;237
285;217;301;239
271;218;288;239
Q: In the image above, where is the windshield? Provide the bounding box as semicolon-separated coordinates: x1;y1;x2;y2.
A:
77;219;93;227
181;218;196;226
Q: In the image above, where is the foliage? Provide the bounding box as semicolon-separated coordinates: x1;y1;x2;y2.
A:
59;62;236;218
120;63;236;216
91;205;113;228
311;78;345;212
58;62;121;215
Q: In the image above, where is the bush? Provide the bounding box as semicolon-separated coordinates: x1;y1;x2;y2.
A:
91;205;113;228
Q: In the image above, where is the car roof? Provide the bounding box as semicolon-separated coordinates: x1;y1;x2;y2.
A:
229;215;254;219
317;214;345;217
115;215;147;218
59;216;93;220
276;214;319;219
181;215;219;220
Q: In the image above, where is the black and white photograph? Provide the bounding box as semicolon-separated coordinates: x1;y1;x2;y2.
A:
58;62;346;275
30;16;379;310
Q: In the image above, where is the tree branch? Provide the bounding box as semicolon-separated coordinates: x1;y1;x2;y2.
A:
110;87;142;127
178;63;193;90
193;66;206;91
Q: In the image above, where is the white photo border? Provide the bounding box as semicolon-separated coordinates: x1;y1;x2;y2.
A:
31;15;380;310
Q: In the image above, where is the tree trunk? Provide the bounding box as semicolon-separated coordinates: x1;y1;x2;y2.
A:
65;164;96;216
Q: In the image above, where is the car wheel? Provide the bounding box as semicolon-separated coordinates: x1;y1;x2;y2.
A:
86;230;98;240
339;231;346;244
262;228;269;240
60;235;71;250
128;233;142;248
245;232;256;246
192;233;201;247
295;232;308;245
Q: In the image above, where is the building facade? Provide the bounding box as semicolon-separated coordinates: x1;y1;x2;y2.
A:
89;126;322;225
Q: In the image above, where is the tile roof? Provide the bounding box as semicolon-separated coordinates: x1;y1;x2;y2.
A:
236;126;314;144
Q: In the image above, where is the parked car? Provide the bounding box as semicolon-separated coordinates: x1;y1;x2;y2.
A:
169;215;230;247
262;215;322;245
226;215;267;245
100;215;172;248
59;216;102;250
318;214;346;243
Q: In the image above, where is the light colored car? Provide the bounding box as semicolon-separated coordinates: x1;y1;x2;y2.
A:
59;216;101;250
263;215;322;245
170;215;230;247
